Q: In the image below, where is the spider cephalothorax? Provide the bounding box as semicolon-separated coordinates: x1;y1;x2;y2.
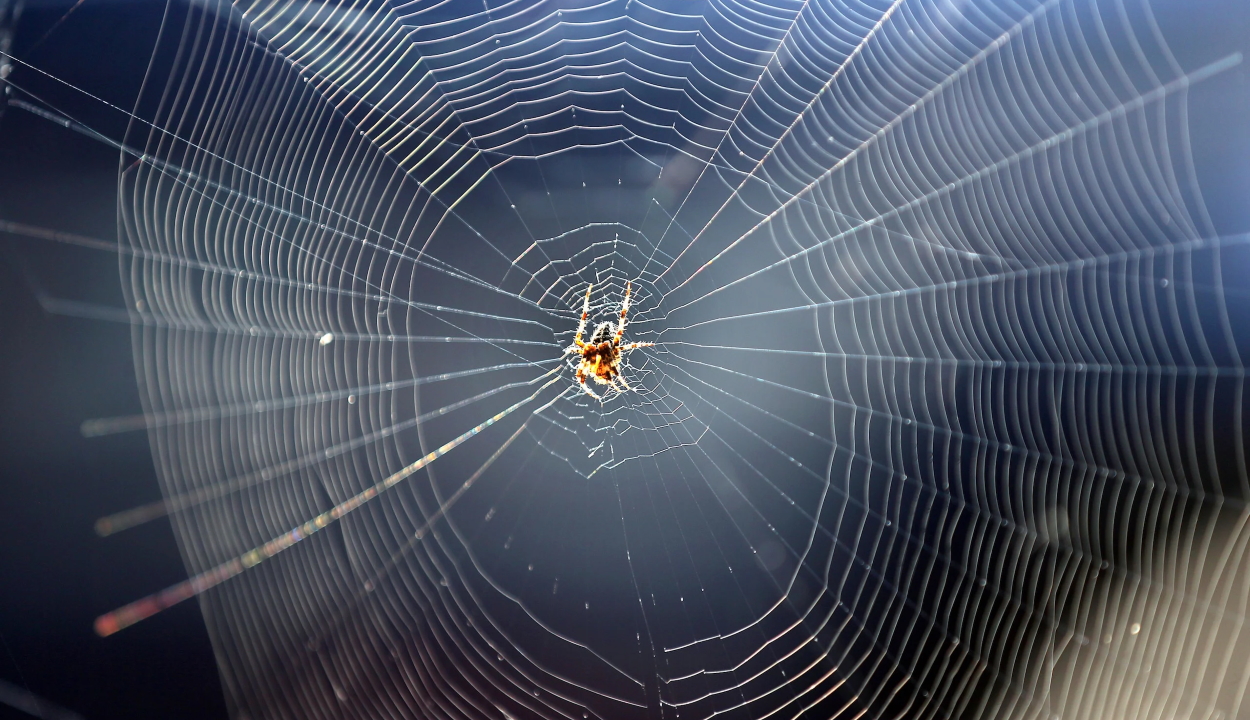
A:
564;282;653;400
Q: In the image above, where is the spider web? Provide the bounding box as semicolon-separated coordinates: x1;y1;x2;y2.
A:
65;0;1250;718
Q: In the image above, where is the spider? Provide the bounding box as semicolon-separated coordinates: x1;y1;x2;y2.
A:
564;282;653;400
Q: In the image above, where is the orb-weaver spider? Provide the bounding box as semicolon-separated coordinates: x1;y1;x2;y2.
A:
564;282;653;400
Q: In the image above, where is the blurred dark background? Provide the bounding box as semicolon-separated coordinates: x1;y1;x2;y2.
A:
0;0;1246;719
0;1;224;718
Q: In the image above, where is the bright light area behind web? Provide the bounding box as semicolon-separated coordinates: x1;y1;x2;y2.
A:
34;0;1248;719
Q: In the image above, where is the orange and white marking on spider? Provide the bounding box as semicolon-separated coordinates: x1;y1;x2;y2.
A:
564;282;654;401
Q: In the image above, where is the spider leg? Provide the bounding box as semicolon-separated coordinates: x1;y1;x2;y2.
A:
614;281;632;342
580;375;603;401
574;283;592;348
620;341;654;351
615;374;631;392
